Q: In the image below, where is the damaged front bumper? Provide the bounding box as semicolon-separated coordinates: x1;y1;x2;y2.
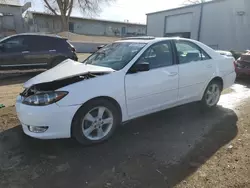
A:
16;95;80;139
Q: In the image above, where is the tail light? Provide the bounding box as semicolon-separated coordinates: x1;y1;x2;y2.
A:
233;60;236;68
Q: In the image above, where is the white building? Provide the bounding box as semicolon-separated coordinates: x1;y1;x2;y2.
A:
146;0;250;51
25;11;146;37
0;0;30;36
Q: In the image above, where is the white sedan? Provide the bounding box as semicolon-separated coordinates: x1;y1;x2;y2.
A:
16;37;236;145
216;50;235;60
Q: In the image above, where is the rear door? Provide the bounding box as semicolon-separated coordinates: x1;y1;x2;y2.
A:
51;38;70;58
0;36;27;68
173;40;214;102
22;36;51;68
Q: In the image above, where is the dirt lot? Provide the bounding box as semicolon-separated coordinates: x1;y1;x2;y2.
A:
0;70;250;188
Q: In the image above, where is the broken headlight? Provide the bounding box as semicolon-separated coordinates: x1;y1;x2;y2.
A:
22;91;68;106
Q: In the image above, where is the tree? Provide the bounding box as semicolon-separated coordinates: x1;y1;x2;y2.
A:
43;0;114;31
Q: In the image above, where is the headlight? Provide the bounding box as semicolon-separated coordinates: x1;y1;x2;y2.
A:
22;91;68;106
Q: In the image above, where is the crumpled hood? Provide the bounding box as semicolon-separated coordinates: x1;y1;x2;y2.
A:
24;59;115;88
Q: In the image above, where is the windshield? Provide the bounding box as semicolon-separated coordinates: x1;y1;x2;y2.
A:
0;35;11;43
84;42;146;70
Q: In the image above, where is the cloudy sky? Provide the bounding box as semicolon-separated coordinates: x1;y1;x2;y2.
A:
22;0;186;24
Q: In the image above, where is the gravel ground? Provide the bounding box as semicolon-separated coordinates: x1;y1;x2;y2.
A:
0;72;250;188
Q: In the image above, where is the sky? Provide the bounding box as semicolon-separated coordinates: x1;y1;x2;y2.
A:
22;0;186;24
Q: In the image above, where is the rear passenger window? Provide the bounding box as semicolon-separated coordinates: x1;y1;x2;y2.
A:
26;36;52;51
138;41;173;69
175;40;211;64
28;36;64;52
56;39;71;52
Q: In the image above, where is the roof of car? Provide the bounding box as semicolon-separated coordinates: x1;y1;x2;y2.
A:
116;36;223;60
116;37;194;44
9;33;65;39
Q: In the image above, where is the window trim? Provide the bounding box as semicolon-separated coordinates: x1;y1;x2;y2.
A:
1;36;28;53
127;40;176;73
173;39;212;65
3;36;23;45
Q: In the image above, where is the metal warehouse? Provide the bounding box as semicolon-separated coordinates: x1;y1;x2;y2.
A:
146;0;250;51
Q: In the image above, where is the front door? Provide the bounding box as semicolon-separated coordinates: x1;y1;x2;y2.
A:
125;41;179;118
174;40;214;102
22;36;51;68
0;36;26;68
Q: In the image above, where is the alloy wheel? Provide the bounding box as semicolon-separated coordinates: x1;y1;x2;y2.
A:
81;106;114;141
205;84;221;107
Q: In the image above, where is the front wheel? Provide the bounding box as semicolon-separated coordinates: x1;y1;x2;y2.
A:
201;81;222;109
72;99;120;145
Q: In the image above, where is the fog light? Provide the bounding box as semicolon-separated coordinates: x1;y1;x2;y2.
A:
28;126;48;133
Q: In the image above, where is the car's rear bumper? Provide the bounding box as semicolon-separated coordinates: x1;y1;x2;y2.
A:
223;71;236;89
16;95;80;139
235;67;250;77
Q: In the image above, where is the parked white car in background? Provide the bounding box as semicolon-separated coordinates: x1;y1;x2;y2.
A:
16;37;236;145
216;50;235;60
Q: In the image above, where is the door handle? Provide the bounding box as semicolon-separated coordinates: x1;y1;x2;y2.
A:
167;72;178;76
49;50;56;52
206;64;212;68
22;51;30;54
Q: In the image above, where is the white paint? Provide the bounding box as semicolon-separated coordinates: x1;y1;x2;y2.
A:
16;38;236;140
125;65;179;117
23;59;115;88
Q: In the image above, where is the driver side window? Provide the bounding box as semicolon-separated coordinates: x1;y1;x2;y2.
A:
138;41;173;69
2;36;27;53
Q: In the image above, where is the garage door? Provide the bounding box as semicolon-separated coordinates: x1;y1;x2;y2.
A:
165;13;193;34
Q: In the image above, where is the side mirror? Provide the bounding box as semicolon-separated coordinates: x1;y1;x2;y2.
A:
129;62;150;73
97;45;105;50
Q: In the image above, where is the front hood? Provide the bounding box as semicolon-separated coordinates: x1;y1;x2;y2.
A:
24;59;114;88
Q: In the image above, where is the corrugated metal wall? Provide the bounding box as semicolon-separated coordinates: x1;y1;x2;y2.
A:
147;0;250;51
0;5;24;34
165;13;193;33
147;5;200;39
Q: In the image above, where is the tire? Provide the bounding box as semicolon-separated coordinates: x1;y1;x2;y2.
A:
50;57;67;68
200;80;222;110
72;99;121;145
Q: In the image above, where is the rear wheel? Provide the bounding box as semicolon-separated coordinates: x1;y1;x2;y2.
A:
72;99;120;145
201;80;222;109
